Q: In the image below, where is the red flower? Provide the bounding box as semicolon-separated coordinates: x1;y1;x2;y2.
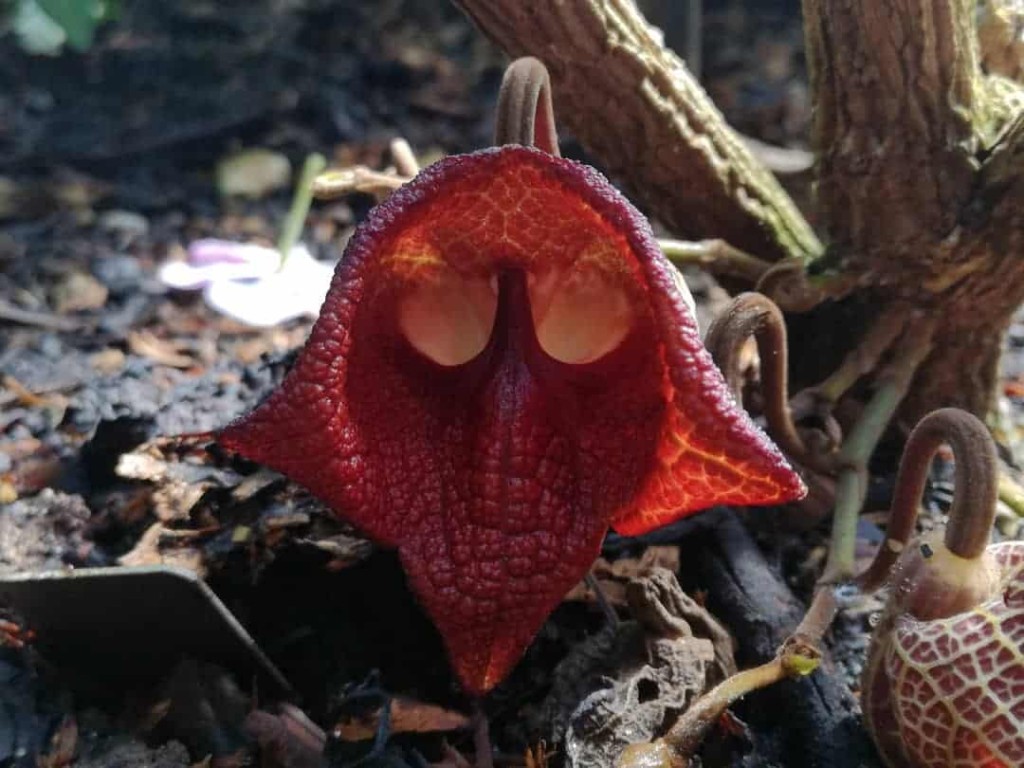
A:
220;146;805;695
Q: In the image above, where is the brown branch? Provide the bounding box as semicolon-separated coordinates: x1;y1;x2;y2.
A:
453;0;821;265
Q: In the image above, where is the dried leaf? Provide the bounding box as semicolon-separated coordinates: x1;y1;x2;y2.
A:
334;697;470;742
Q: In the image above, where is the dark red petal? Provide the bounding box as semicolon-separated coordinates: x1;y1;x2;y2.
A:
219;146;805;694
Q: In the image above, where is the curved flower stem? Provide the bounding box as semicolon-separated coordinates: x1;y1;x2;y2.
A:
495;57;560;155
705;292;812;466
659;238;774;283
857;408;999;591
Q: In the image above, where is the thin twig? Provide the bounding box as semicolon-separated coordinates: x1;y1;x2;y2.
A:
312;167;410;200
389;138;420;177
0;298;82;331
811;305;909;405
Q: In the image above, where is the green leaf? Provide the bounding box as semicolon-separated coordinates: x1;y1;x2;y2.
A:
35;0;102;51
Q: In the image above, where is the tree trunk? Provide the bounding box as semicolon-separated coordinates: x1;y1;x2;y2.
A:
454;0;1024;424
802;0;1024;421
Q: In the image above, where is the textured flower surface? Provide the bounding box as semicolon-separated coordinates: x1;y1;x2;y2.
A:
219;146;805;694
864;542;1024;768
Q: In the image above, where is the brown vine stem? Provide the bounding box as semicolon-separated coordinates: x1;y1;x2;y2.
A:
755;259;859;313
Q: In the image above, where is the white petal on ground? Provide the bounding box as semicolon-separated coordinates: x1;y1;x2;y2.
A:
159;239;335;327
202;246;335;327
159;239;282;290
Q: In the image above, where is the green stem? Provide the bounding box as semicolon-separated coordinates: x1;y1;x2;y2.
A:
277;153;327;269
998;473;1024;518
822;318;936;583
659;238;773;283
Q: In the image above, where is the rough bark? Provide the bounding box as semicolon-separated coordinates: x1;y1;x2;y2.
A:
802;0;1024;420
453;0;821;264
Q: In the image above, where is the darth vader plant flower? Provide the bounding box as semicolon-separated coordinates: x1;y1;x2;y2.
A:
219;58;805;696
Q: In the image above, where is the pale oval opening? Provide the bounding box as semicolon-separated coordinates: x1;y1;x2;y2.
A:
531;267;635;364
397;269;498;366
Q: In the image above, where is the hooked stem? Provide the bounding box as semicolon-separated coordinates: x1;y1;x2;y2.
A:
857;408;999;591
495;57;560;155
705;292;812;467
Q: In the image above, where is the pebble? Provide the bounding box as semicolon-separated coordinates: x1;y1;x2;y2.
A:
97;209;149;238
92;255;144;295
